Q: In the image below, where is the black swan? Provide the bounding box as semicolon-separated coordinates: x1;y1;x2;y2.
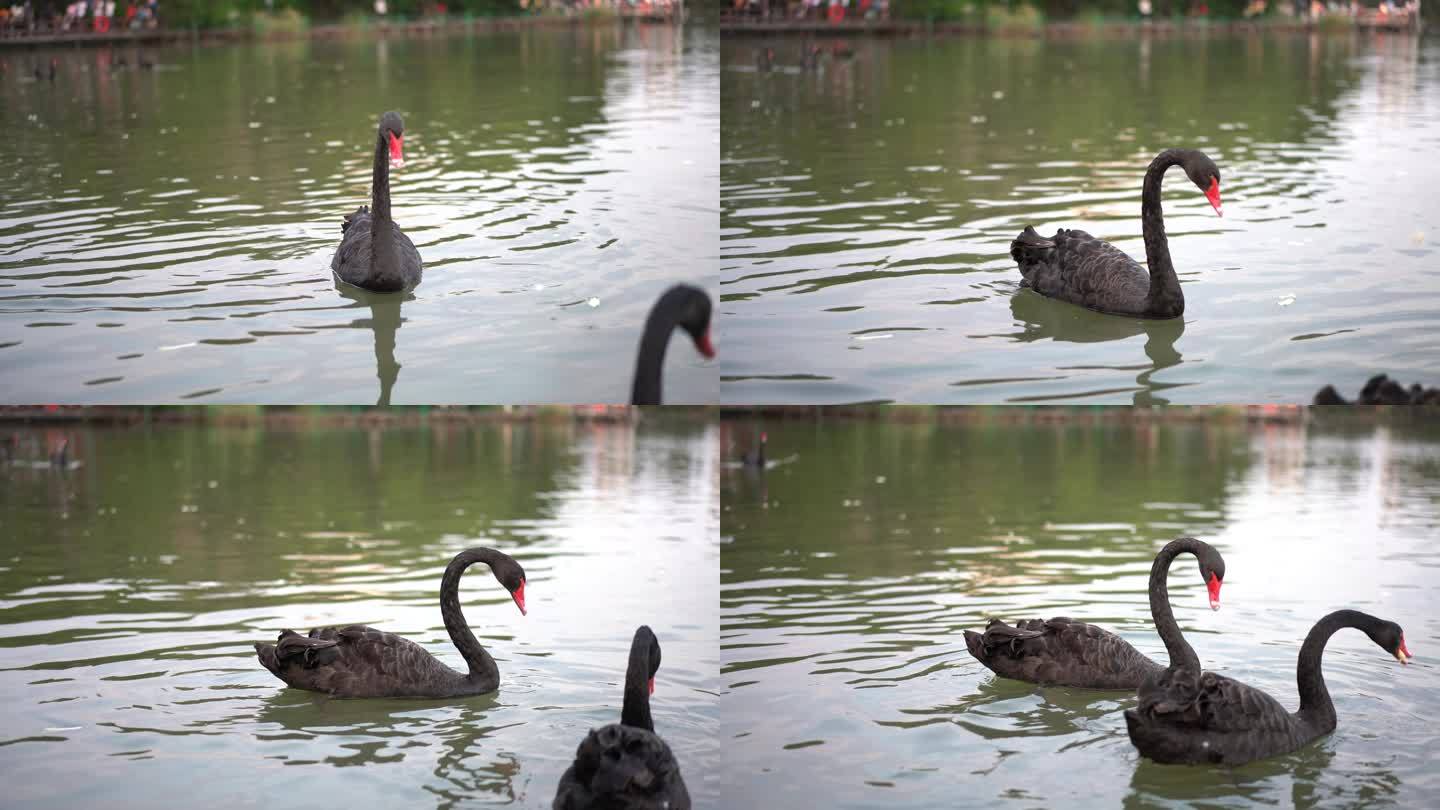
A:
630;284;714;406
741;432;767;468
1125;609;1410;765
553;626;691;810
254;547;525;698
332;111;423;293
963;537;1224;689
1011;149;1223;319
1314;374;1440;406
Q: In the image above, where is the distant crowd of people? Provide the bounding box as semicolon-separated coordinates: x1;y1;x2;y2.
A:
730;0;891;21
0;0;159;35
1147;0;1425;19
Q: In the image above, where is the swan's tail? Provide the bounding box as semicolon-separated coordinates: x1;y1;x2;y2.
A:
962;630;987;661
1011;226;1055;283
1011;226;1054;260
256;629;340;677
255;642;281;676
967;618;1046;663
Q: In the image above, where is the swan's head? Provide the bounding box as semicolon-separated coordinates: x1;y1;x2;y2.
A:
1369;620;1410;665
380;111;405;168
663;284;715;360
492;554;527;616
633;625;662;695
681;290;714;360
1196;545;1226;611
1181;150;1223;218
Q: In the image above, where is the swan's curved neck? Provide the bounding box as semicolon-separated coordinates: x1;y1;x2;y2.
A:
439;548;502;688
1149;537;1204;672
1140;149;1185;317
620;640;655;732
631;306;676;406
1296;609;1374;731
370;124;396;267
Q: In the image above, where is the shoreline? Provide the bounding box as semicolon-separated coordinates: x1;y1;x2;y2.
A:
0;405;715;427
0;12;682;50
719;405;1440;426
720;17;1423;38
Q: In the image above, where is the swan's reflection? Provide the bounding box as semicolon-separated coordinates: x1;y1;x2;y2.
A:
932;673;1133;741
333;280;409;405
252;689;523;804
1007;291;1186;406
1123;740;1366;809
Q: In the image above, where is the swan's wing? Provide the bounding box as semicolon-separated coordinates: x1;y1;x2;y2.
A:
553;724;690;810
1018;227;1150;312
390;222;424;287
332;212;372;280
262;623;452;697
966;617;1153;687
1052;229;1145;281
1137;669;1294;734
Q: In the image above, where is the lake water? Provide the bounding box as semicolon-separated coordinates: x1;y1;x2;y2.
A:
720;411;1440;808
721;33;1440;404
0;413;719;808
0;24;718;404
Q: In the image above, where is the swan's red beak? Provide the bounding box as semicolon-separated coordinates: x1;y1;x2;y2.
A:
1205;177;1222;217
388;133;404;168
1207;573;1221;611
695;328;715;359
1397;635;1411;665
512;580;526;616
648;677;655;696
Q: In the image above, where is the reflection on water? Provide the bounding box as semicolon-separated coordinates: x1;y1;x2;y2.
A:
0;414;719;808
721;34;1440;404
0;24;718;404
332;282;408;405
720;410;1440;809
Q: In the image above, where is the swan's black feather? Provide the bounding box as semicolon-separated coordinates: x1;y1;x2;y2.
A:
1312;374;1440;405
332;209;423;293
256;624;462;697
1125;668;1318;765
1012;227;1154;316
553;725;690;810
964;616;1161;689
341;205;368;234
